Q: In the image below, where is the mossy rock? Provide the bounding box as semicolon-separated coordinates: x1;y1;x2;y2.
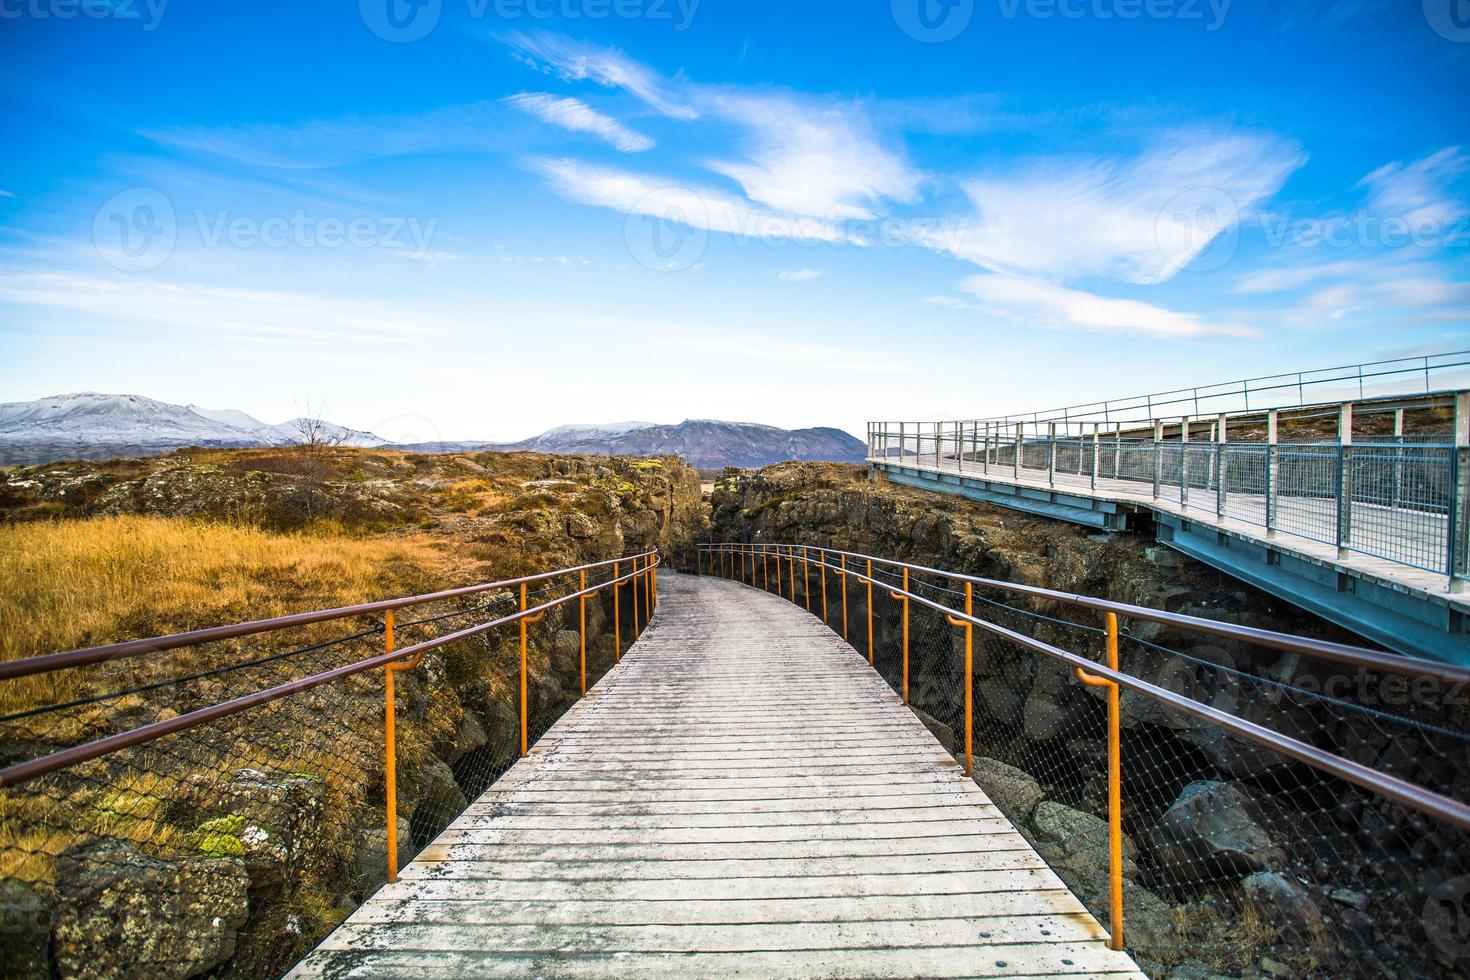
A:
191;814;248;858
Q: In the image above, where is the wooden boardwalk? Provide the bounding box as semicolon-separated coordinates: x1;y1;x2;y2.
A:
291;571;1144;979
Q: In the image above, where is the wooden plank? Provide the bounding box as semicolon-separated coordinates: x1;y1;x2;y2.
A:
290;571;1144;979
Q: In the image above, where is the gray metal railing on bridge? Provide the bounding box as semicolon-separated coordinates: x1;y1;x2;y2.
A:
869;385;1470;591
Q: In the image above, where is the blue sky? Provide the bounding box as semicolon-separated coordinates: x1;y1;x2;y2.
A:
1;0;1467;441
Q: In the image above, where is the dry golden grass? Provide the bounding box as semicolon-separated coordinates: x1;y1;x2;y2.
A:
0;515;470;711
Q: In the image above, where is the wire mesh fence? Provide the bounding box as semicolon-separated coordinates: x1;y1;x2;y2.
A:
704;544;1470;979
0;555;656;978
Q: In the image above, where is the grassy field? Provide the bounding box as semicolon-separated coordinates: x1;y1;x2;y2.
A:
0;514;463;713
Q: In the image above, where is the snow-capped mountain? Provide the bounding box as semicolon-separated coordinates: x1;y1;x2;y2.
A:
0;393;386;465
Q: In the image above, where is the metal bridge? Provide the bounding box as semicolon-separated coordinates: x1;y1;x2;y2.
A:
4;545;1470;977
868;352;1470;664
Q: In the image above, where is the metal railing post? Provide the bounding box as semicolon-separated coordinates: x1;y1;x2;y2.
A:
899;421;906;462
819;548;829;624
1180;415;1190;508
612;561;622;661
1392;408;1405;510
578;570;587;697
1073;612;1124;951
1047;422;1057;488
384;608;420;884
632;554;642;635
1451;392;1469;591
1338;402;1354;559
1266;409;1279;538
888;568;910;703
788;547;797;603
944;582;974;778
1151;419;1163;498
866;558;875;666
838;553;849;642
518;581;545;756
1216;412;1228;518
1091;423;1100;491
1014;422;1023;479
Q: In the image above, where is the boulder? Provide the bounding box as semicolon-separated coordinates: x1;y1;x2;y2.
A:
53;838;249;980
1029;802;1178;962
177;768;326;888
910;707;956;754
971;757;1044;825
353;816;415;890
1149;781;1284;885
0;878;51;977
1241;871;1326;941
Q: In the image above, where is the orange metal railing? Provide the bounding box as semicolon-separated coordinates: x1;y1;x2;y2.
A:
0;548;661;883
698;541;1470;953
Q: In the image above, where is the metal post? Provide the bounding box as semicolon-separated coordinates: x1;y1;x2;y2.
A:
1180;415;1191;508
578;570;587;697
839;553;849;642
888;568;910;704
631;555;641;635
788;547;796;603
612;561;622;661
1113;427;1122;482
1337;402;1354;559
383;608;415;884
763;550;770;591
1151;419;1163;499
1073;613;1124;951
645;551;653;620
1392;408;1405;509
1091;422;1100;491
957;421;964;473
518;581;545;756
944;583;974;778
1047;422;1057;488
982;422;990;474
819;549;829;624
1450;392;1469;592
1216;412;1228;518
866;558;875;666
899;421;906;461
1266;409;1279;538
1014;422;1023;480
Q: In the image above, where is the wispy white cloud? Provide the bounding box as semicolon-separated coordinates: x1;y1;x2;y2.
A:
958;274;1256;339
0;272;467;344
703;93;921;220
528;158;860;245
1235;257;1388;294
0;190;13;198
505;32;697;121
1298;277;1470;319
777;268;823;282
925;130;1305;285
147;102;510;169
1356;147;1467;228
504;93;653;153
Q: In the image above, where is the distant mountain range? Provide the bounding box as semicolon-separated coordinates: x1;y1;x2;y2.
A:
0;393;386;465
0;395;868;469
396;420;867;470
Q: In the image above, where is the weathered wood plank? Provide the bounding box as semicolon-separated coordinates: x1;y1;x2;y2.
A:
290;571;1143;979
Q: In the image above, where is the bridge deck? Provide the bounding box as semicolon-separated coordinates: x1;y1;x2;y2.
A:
290;572;1143;978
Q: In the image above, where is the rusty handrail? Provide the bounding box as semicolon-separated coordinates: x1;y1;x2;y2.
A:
0;553;649;682
699;543;1470;833
0;550;660;789
705;537;1470;956
698;543;1470;684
